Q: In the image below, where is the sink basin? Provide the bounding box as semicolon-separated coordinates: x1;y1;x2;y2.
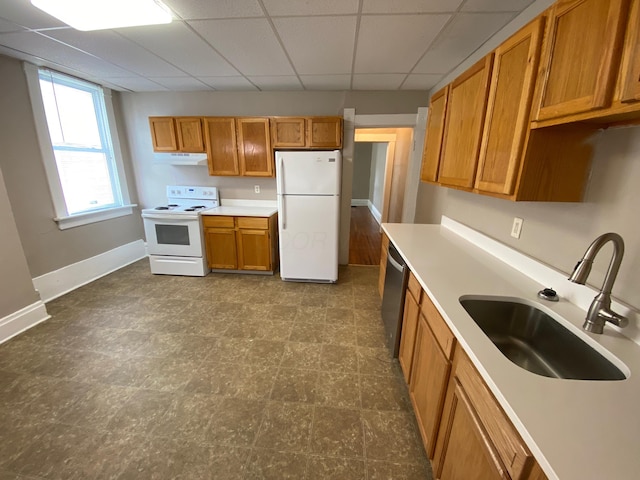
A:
459;296;626;381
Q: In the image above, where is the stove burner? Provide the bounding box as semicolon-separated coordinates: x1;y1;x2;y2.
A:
168;204;179;207
191;205;206;209
184;208;196;211
155;206;170;210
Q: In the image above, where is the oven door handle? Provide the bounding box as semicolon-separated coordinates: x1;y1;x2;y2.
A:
142;214;198;221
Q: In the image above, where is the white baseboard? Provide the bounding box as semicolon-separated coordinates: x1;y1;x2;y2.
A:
368;200;382;224
0;301;50;345
351;199;369;206
32;239;147;302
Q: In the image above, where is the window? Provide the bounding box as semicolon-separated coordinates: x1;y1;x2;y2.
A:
25;64;134;229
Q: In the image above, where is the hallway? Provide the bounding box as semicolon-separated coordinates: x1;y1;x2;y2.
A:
348;206;382;266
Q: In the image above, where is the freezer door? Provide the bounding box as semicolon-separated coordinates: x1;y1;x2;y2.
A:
276;150;341;195
278;194;339;282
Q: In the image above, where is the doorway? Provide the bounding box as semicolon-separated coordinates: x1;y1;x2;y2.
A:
348;128;413;265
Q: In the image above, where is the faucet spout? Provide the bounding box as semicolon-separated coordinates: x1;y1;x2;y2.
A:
568;233;627;334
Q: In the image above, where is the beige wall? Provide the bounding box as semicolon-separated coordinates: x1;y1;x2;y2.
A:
352;143;372;200
0;168;39;317
117;90;427;209
0;55;144;278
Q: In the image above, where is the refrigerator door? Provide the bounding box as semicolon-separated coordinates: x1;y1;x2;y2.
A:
276;150;341;195
279;194;339;282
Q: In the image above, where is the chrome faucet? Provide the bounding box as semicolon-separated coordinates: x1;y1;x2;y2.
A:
568;233;628;334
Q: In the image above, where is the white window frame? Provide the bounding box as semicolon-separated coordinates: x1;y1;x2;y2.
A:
24;63;136;230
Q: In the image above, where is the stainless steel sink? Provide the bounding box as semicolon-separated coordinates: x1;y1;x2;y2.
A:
459;296;626;381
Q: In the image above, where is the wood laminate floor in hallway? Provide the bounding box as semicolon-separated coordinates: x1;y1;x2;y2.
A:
0;260;432;479
349;206;382;266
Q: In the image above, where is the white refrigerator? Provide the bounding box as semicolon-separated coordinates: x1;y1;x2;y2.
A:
276;150;341;283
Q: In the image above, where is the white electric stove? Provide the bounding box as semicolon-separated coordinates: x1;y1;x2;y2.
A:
141;185;219;276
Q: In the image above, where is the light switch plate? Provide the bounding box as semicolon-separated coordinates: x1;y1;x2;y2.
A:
511;217;523;239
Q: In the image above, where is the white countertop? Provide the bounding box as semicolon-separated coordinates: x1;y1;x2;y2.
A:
382;222;640;480
202;206;278;217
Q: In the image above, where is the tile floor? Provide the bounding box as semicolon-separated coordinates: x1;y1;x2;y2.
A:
0;261;432;479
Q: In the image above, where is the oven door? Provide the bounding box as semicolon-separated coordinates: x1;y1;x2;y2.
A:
142;213;203;257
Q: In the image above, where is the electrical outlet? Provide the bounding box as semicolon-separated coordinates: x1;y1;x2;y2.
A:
511;217;523;239
254;185;260;194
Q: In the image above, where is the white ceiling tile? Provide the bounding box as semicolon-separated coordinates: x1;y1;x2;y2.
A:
42;29;187;77
189;19;294;76
352;74;405;90
355;14;450;73
162;0;264;20
0;18;25;33
401;74;442;90
117;23;238;76
274;16;356;75
300;75;351;90
462;0;535;12
0;31;134;78
248;76;303;91
0;0;66;29
413;12;515;74
199;76;258;90
148;77;212;90
103;77;169;92
262;0;359;16
362;0;463;14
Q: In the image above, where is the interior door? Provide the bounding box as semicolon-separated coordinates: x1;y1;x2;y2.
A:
278;194;339;281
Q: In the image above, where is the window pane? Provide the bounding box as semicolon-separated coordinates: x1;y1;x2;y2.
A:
40;79;102;148
54;150;115;214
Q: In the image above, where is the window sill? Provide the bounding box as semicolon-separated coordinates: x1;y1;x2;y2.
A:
54;204;137;230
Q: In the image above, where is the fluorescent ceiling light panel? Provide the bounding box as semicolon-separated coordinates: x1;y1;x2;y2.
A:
31;0;172;31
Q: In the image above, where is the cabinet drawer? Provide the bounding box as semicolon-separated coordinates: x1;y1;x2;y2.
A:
420;294;455;359
203;216;235;228
236;216;269;230
407;271;422;302
456;349;533;480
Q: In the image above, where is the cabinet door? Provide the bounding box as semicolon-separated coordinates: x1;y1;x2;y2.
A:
149;117;177;152
535;0;629;121
307;117;343;148
237;118;273;177
237;228;271;271
204;117;240;176
399;289;420;383
475;18;544;196
434;379;508;480
204;228;238;269
438;56;493;189
271;117;306;148
620;0;640;102
176;117;205;152
420;86;449;183
409;314;451;458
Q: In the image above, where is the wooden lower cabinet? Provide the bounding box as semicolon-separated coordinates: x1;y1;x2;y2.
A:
399;274;421;382
410;312;452;459
203;214;277;272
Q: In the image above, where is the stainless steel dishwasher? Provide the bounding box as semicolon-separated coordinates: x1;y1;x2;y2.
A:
381;243;409;357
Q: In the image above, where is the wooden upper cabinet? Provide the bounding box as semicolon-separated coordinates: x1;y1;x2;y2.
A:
438;56;493;189
475;18;545;196
237;117;273;177
175;117;205;152
271;116;342;149
271;117;306;147
307;117;343;148
149;117;178;151
420;86;449;183
534;0;630;121
204;117;240;176
620;0;640;103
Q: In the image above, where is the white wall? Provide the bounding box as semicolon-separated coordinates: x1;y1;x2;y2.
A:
369;143;388;213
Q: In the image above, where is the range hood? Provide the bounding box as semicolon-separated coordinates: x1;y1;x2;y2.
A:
153;153;208;166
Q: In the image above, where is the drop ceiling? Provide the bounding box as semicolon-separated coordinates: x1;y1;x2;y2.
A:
0;0;535;92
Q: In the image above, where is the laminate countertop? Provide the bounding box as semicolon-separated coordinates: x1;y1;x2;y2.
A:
202;206;278;217
382;222;640;480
